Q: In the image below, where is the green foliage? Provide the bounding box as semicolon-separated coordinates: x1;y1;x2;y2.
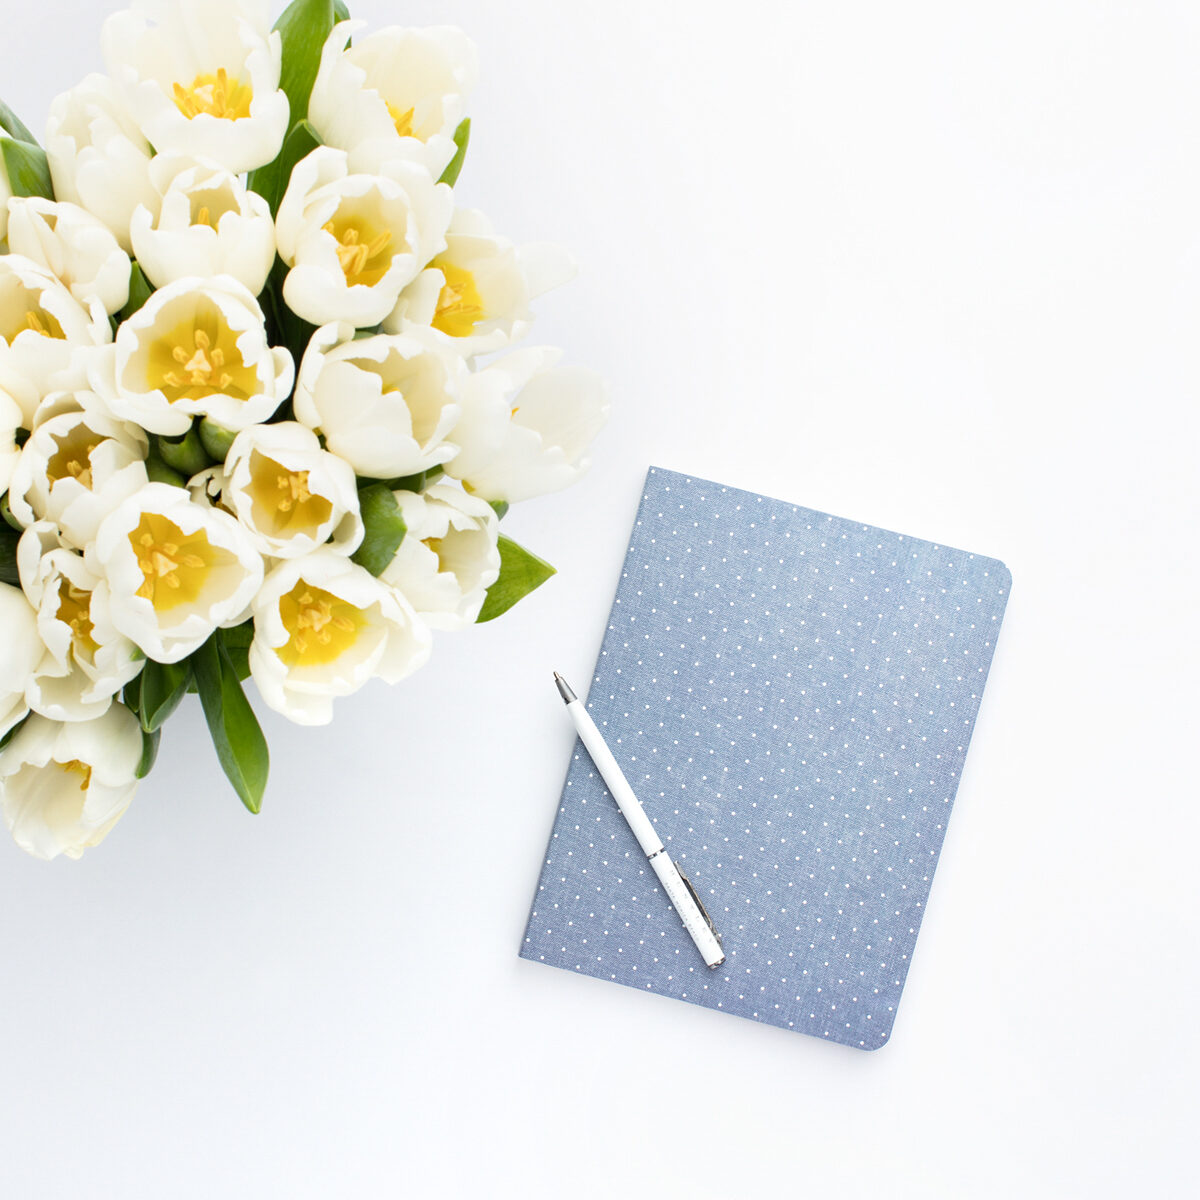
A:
476;535;556;623
274;0;336;129
489;500;509;521
1;492;23;532
136;725;161;779
0;97;37;145
199;418;238;463
372;465;444;493
0;714;27;753
249;117;321;216
352;483;407;576
144;449;186;488
333;0;351;21
0;136;53;200
439;119;471;187
138;658;192;733
193;636;270;814
119;263;154;322
0;520;19;586
155;426;210;477
219;622;255;683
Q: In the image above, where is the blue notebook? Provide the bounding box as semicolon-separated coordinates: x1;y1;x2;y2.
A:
521;467;1010;1049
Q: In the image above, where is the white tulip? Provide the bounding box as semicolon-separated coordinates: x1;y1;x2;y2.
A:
0;706;142;860
250;550;431;726
6;404;149;549
445;347;609;503
131;155;276;295
223;422;363;560
0;256;111;427
293;321;463;481
0;385;20;495
308;22;477;179
102;0;289;175
276;146;453;328
386;208;575;357
45;74;157;255
89;481;264;664
380;484;500;630
0;582;40;740
17;523;142;722
89;275;294;437
6;198;132;316
186;464;231;513
0;154;12;245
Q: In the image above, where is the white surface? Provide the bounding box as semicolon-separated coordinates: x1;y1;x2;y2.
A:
2;1;1197;1196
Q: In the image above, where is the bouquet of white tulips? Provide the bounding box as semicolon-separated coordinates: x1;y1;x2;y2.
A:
0;0;607;861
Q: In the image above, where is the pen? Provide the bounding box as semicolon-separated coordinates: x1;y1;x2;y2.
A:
553;672;726;968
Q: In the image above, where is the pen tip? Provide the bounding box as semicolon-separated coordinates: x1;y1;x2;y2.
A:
553;671;577;704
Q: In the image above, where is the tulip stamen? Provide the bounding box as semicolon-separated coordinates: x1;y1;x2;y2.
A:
172;68;253;122
431;260;486;338
278;581;366;667
167;327;236;393
47;425;103;488
385;101;417;140
130;514;223;611
323;220;394;287
56;579;99;658
59;759;93;792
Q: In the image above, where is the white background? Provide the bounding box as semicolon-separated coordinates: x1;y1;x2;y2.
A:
2;1;1197;1196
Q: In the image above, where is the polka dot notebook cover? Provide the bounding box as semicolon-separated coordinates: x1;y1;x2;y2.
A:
520;467;1011;1050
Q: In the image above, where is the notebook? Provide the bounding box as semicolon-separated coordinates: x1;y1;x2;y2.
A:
520;467;1010;1049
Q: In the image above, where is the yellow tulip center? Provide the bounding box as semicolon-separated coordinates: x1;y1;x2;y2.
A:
58;759;93;792
56;579;99;658
431;260;486;338
323;217;394;288
246;452;333;536
46;424;103;488
386;101;417;139
129;512;230;612
149;317;257;404
172;68;253;121
277;581;364;667
2;303;66;343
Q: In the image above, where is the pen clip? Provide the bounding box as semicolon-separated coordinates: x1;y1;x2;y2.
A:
674;864;722;947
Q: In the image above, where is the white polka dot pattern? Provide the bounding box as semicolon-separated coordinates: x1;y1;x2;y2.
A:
520;468;1011;1050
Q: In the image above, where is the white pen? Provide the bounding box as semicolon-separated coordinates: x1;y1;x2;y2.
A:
553;672;726;968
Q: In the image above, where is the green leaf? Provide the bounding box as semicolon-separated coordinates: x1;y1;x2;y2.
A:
0;98;36;145
477;535;556;623
192;636;269;814
1;492;23;532
199;418;238;463
123;671;143;714
489;500;509;521
220;622;254;683
119;263;154;323
155;426;209;477
136;726;161;779
352;483;406;576
0;714;27;753
144;450;186;488
438;118;471;187
138;657;192;733
333;0;351;20
0;520;19;586
248;117;321;216
369;465;443;493
0;136;53;200
274;0;335;129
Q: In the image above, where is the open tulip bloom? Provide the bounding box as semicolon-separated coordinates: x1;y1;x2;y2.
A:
0;0;608;860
